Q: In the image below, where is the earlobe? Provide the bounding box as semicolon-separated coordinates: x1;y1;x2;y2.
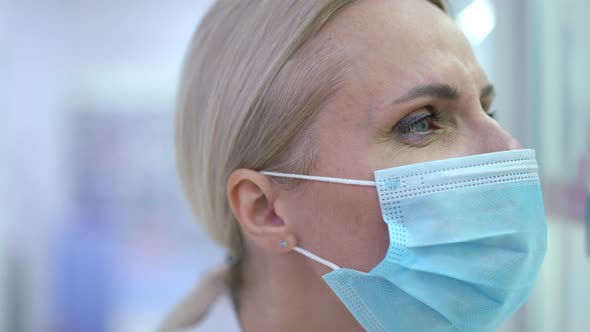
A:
227;168;297;253
276;233;298;252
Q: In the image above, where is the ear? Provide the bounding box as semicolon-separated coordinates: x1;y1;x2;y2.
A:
227;168;297;253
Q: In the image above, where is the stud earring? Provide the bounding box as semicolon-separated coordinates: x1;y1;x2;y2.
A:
279;239;288;248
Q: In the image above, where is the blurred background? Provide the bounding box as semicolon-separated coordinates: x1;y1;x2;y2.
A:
1;0;588;331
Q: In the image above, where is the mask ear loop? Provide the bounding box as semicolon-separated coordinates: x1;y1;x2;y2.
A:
260;171;376;187
261;170;370;271
294;247;340;271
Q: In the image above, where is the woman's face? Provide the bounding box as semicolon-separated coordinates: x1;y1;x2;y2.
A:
276;0;521;273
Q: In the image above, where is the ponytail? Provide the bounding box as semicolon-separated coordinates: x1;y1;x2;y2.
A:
157;263;232;332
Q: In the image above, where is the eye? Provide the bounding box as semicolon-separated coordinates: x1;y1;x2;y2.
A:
411;116;436;133
482;97;497;119
486;108;497;119
395;107;442;135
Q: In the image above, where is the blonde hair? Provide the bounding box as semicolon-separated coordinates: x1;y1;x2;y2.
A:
160;1;447;330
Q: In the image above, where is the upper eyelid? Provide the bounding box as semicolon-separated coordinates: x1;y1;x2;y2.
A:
395;113;423;132
395;108;440;131
392;89;495;138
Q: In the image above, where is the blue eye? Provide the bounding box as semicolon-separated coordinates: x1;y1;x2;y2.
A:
395;108;442;135
410;116;435;133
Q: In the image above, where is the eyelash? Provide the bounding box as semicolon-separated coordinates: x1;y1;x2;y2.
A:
395;106;442;135
392;105;497;145
487;109;497;119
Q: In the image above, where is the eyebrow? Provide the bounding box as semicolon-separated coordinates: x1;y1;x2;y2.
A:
393;83;495;104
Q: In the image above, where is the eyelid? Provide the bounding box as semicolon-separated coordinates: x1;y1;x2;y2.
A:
482;95;496;110
394;106;441;134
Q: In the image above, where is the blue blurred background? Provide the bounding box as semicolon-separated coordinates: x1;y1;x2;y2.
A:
1;0;588;331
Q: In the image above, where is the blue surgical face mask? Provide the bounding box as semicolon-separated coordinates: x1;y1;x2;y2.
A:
261;149;547;332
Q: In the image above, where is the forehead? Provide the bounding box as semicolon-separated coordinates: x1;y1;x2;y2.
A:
321;0;486;104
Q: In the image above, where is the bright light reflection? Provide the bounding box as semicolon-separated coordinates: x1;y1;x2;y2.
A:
457;0;497;45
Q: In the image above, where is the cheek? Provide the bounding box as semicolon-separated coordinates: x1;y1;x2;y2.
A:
290;182;390;273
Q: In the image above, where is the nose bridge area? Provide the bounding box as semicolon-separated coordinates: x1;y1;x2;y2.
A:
468;112;523;153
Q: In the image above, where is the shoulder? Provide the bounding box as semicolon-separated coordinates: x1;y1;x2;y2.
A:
177;291;241;332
